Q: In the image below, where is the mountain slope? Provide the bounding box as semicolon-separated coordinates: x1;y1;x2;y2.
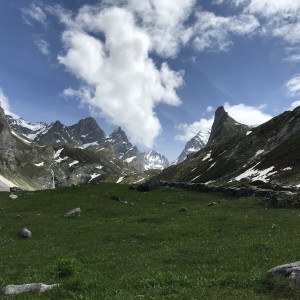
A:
152;106;300;187
174;130;210;164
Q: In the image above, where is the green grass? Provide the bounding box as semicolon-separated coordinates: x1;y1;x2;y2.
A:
0;183;300;299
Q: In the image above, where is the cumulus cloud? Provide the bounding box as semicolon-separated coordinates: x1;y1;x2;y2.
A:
58;6;184;147
286;76;300;96
0;88;10;111
288;100;300;110
175;118;213;142
192;11;259;52
223;102;272;126
21;3;47;25
206;106;214;112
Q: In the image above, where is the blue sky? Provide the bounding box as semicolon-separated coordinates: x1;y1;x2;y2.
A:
0;0;300;162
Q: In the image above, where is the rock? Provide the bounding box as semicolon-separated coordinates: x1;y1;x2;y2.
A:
178;207;189;212
64;207;81;218
110;195;120;201
207;202;219;206
269;261;300;287
1;283;59;295
10;187;23;192
9;194;18;199
18;228;32;238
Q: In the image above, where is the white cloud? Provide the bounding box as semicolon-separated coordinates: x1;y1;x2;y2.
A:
192;11;259;52
286;76;300;96
21;3;47;25
58;6;184;148
224;102;272;126
288;100;300;110
34;38;50;56
175;118;213;142
206;106;214;112
0;88;10;111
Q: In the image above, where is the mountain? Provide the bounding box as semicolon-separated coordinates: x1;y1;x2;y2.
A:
174;130;210;164
206;106;249;146
151;106;300;187
5;111;169;172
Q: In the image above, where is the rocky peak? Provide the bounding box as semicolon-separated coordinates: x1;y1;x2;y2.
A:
207;106;249;146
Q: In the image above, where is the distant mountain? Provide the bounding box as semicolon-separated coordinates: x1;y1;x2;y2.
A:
174;130;210;164
151;106;300;187
5;111;169;172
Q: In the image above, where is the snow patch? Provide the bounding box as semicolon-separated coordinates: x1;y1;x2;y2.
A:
83;142;99;148
124;156;137;163
246;131;252;136
133;178;145;184
96;166;103;170
54;148;64;159
202;152;211;161
34;162;44;167
283;167;293;171
191;167;197;172
234;164;277;183
69;160;79;167
116;177;125;184
11;131;32;144
191;175;201;182
207;162;216;171
0;174;15;188
88;173;101;183
255;149;264;157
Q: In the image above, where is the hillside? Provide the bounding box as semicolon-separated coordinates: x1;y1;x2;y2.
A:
152;106;300;187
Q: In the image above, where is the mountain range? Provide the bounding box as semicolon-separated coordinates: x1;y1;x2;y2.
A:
5;111;170;172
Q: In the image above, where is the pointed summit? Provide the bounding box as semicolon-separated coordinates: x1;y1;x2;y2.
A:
206;106;249;146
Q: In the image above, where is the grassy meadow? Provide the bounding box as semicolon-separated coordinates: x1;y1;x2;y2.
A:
0;183;300;299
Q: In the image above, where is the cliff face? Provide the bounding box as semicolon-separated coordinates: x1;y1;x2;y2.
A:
207;106;249;146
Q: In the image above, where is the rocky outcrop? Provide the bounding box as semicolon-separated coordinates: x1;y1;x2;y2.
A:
269;261;300;287
207;106;249;146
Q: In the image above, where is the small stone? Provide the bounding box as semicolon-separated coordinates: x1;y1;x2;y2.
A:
9;194;18;200
110;195;120;202
207;202;219;206
64;207;81;218
178;207;189;213
18;228;32;239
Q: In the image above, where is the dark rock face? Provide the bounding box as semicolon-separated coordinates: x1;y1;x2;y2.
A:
207;106;249;146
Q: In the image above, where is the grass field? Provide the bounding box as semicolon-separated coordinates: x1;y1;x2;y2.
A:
0;183;300;299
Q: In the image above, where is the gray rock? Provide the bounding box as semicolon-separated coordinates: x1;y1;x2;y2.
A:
1;283;59;295
110;195;120;202
9;194;18;199
207;202;219;206
269;261;300;287
178;207;189;212
64;207;81;218
18;228;32;238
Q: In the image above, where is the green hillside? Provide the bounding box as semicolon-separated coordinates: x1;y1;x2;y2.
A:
0;184;300;299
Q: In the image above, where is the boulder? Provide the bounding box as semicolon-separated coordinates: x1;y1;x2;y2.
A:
18;228;32;238
1;283;59;295
207;202;219;206
178;207;189;213
269;261;300;287
64;207;81;218
110;195;120;202
9;194;18;200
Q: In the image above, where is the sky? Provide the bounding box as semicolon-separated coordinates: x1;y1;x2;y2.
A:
0;0;300;162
